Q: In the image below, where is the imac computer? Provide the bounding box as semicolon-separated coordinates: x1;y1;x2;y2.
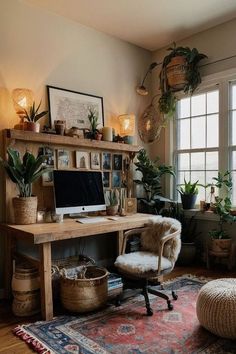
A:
53;170;106;215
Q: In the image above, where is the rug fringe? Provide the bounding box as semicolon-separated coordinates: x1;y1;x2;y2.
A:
163;273;212;285
13;325;52;354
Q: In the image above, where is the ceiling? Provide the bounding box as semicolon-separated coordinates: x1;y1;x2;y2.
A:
25;0;236;51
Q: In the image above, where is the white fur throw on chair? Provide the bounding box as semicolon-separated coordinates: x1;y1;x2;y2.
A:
115;216;181;275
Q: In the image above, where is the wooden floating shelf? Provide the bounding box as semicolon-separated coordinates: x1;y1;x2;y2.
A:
5;129;141;153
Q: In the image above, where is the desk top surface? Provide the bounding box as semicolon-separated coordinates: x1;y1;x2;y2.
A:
0;213;154;244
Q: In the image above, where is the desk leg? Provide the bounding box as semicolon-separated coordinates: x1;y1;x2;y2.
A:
40;242;53;321
117;230;124;256
4;231;15;299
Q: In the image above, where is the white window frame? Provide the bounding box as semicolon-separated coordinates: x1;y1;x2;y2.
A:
165;68;236;205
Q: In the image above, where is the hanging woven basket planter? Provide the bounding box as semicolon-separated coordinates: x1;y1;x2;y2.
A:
166;56;188;91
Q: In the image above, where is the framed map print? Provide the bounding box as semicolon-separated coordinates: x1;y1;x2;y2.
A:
47;86;104;130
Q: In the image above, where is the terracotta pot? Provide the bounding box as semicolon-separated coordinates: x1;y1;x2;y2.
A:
211;239;232;254
24;121;40;133
13;196;37;224
95;133;103;140
166;56;188;91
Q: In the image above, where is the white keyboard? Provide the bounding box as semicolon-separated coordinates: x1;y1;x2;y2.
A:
76;216;110;224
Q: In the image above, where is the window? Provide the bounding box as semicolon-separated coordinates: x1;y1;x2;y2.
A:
173;72;236;206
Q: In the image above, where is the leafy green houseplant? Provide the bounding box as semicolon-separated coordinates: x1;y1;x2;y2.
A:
0;148;50;224
106;190;119;216
86;108;101;140
177;179;199;210
23;100;48;133
209;171;235;253
134;149;175;214
159;43;207;116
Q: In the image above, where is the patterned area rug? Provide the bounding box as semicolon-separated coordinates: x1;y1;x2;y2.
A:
13;275;236;354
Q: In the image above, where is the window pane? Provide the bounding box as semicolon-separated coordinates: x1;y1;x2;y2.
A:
232;151;236;170
207;114;219;148
191;116;205;148
206;171;218;185
191;171;205;185
206;152;218;170
231;111;236;146
191;152;205;170
178;171;190;185
191;94;206;116
179;97;190;118
197;186;206;204
178;153;190;170
207;90;219;114
178;119;190;149
231;84;236;110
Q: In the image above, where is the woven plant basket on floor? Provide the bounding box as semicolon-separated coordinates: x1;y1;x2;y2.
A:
60;265;108;313
166;56;188;91
13;196;37;224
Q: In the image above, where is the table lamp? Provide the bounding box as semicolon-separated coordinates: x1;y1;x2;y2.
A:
12;88;33;129
118;114;135;144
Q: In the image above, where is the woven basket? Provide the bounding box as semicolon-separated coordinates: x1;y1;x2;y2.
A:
13;196;37;224
51;255;95;300
166;56;188;91
60;265;108;313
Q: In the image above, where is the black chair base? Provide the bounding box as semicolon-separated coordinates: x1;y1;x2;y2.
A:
115;277;178;316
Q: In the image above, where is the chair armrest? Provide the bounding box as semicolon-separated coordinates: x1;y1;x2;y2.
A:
120;227;149;255
157;229;181;275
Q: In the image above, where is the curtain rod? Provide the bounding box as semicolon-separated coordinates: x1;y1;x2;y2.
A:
200;54;236;68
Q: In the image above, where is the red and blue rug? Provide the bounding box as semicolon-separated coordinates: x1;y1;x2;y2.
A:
13;275;236;353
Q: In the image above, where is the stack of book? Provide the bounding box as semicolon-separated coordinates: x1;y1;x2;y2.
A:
108;273;123;299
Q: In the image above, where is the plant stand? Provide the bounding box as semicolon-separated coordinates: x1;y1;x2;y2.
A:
206;243;235;270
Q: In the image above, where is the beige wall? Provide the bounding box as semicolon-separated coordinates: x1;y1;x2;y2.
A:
0;0;151;289
150;17;236;165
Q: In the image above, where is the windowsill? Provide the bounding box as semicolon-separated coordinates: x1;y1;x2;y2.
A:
183;209;219;221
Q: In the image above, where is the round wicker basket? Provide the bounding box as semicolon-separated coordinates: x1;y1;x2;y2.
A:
13;196;37;224
60;266;108;313
166;56;188;91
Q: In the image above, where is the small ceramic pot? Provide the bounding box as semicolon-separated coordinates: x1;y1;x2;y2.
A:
106;205;119;216
24;121;40;133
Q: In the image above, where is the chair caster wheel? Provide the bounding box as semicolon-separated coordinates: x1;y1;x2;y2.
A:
167;301;173;311
147;309;153;316
172;292;178;300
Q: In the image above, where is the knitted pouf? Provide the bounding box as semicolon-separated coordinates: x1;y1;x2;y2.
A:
196;278;236;339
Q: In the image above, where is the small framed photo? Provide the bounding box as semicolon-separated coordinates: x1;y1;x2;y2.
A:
38;146;54;167
112;171;121;188
90;152;101;170
42;170;54;187
76;151;90;169
57;149;70;169
124;198;137;215
102;152;111;170
113;154;123;170
102;172;110;188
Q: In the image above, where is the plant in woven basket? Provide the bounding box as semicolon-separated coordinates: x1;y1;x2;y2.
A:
22;100;48;133
86;108;100;139
106;189;119;216
0;148;51;224
159;42;207;116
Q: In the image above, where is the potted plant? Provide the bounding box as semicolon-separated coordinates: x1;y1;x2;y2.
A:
86;108;102;140
0;148;50;224
159;42;207;116
209;171;235;254
22;100;48;132
134;149;175;214
177;179;199;210
106;190;119;216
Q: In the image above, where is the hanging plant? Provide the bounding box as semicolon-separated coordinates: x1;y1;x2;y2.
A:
159;42;207;116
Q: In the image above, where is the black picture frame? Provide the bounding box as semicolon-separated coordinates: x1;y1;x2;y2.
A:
47;85;104;130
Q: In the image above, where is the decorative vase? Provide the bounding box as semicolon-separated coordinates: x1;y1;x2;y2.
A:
24;121;40;133
166;56;188;91
13;196;38;224
181;194;197;210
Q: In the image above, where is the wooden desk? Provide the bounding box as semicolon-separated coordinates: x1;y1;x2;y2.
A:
0;213;152;320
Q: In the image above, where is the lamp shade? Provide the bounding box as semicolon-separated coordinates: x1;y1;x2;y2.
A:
118;114;135;136
12;88;33;116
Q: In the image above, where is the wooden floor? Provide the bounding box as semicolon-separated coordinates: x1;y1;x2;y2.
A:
0;266;236;354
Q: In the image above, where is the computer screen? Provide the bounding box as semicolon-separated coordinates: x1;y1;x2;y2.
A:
53;170;106;215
